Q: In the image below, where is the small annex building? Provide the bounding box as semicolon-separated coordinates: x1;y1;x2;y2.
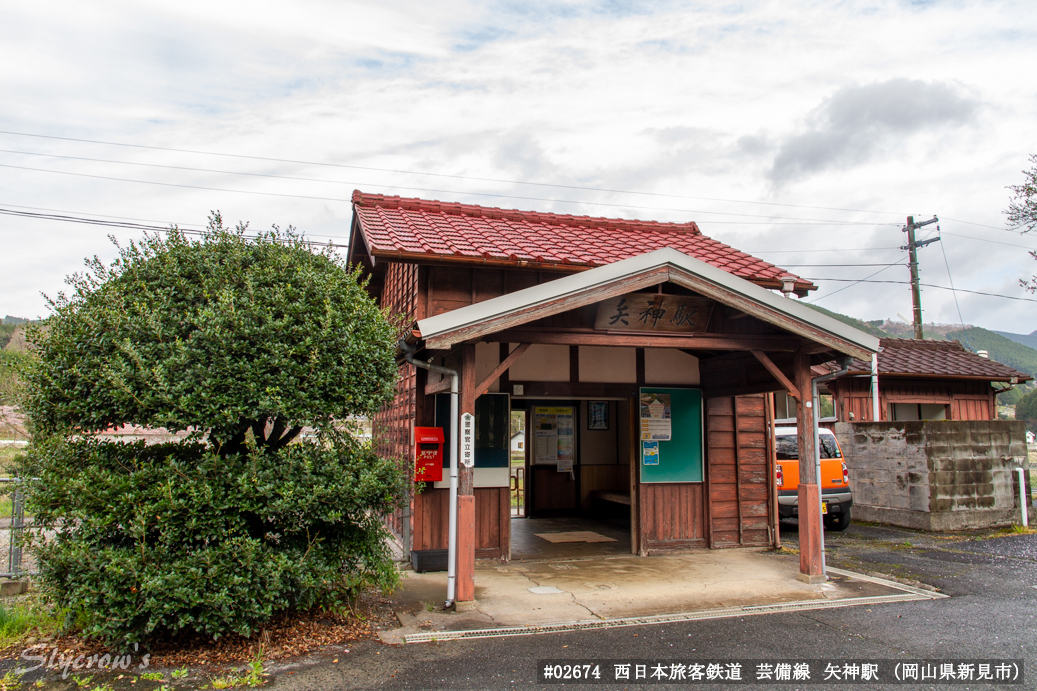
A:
827;338;1031;422
347;190;879;603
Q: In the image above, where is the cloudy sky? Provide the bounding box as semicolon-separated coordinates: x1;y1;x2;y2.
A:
2;0;1036;333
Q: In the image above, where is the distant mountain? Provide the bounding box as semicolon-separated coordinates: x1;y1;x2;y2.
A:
2;316;29;325
945;328;1037;392
992;329;1037;351
801;304;888;338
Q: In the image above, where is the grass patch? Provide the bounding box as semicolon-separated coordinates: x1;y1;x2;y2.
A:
0;597;64;647
0;350;30;410
771;546;799;555
0;448;25;472
996;524;1037;536
208;654;265;688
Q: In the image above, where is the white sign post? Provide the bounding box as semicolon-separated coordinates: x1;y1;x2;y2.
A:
460;412;475;468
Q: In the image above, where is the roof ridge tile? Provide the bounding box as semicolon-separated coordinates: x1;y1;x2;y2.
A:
352;189;702;235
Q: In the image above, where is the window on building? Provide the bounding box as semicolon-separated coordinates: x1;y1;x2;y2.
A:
890;403;948;421
773;392;835;421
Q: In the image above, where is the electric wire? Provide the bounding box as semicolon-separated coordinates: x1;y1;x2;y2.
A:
0;208;344;247
938;229;971;348
5;203;1035;308
0;129;923;218
805;260;910;304
798;277;1037;304
0;202;207;229
0;160;903;226
940;230;1037;250
0;131;1016;234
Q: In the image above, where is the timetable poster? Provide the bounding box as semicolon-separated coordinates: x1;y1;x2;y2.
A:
639;392;672;441
534;406;575;471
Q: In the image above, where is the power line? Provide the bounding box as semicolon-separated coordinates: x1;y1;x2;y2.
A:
940;229;1037;250
0;159;903;226
938;229;971;348
0;129;919;218
743;247;902;254
805;259;909;304
800;277;1037;304
0;131;1018;235
941;215;1021;233
0;207;344;247
770;263;902;268
0;202;207;229
0;206;906;258
10;204;1035;306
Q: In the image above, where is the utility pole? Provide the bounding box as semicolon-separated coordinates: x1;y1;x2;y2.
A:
901;215;939;339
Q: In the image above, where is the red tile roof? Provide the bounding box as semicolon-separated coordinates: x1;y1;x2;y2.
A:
844;338;1032;382
351;191;815;293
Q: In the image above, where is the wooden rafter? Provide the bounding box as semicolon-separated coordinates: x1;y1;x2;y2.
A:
474;343;531;398
483;330;803;352
751;350;800;400
424;377;453;396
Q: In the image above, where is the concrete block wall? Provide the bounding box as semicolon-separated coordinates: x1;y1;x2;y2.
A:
834;420;1026;531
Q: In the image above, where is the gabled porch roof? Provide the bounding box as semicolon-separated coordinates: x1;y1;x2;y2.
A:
415;248;880;359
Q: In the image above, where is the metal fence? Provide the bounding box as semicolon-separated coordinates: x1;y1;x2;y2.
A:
0;477;35;579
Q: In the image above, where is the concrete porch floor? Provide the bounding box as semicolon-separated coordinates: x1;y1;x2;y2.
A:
510;516;632;561
384;536;944;643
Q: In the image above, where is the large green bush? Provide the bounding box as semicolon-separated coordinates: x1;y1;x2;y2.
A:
21;216;405;645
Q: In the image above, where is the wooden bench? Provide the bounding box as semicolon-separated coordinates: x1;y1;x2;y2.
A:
589;490;631;507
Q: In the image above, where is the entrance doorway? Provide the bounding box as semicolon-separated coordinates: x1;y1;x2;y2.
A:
510;410;526;517
509;398;633;558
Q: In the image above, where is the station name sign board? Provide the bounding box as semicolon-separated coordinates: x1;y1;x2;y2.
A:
594;293;714;333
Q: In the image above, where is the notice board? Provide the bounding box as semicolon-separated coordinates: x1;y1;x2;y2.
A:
639;387;703;483
533;406;575;472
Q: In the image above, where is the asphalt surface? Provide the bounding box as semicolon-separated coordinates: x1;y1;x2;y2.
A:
269;522;1037;691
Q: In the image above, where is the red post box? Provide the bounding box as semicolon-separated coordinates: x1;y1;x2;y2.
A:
414;427;444;483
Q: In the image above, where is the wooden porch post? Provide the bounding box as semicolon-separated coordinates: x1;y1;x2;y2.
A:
456;343;477;602
794;353;824;582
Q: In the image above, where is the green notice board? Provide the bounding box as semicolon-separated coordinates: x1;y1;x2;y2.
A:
639;387;703;483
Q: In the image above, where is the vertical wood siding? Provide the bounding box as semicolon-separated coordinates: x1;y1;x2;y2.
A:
412;487;509;560
639;484;706;551
706;395;772;548
834;377;996;422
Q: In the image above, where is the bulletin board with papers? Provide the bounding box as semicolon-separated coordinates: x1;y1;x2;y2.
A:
639;388;703;483
533;406;576;472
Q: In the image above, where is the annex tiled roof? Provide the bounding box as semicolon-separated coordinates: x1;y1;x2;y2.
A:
844;338;1032;382
351;191;815;293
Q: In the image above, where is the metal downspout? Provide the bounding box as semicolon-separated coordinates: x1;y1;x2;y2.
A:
871;353;880;422
811;360;852;580
401;342;460;608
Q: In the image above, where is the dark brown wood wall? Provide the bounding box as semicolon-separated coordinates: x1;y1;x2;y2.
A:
832;377;995;422
639;484;706;553
423;265;560;318
412;487;510;560
372;262;421;542
705;395;771;548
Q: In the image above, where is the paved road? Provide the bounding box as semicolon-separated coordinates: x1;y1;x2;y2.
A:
272;523;1037;690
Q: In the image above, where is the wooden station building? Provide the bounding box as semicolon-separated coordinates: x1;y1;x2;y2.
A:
347;191;880;600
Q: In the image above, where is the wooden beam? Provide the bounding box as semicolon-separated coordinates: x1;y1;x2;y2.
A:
474;343;531;399
424;377;453;396
483;329;803;352
751;350;800;400
424;267;670;348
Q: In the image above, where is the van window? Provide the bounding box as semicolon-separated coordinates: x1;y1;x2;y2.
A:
775;435;841;460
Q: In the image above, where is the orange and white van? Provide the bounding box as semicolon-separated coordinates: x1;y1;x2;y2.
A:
774;426;852;531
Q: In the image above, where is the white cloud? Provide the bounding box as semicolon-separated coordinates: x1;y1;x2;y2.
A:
1;0;1037;332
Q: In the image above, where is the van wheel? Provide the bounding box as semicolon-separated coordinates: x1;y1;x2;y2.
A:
824;508;851;531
